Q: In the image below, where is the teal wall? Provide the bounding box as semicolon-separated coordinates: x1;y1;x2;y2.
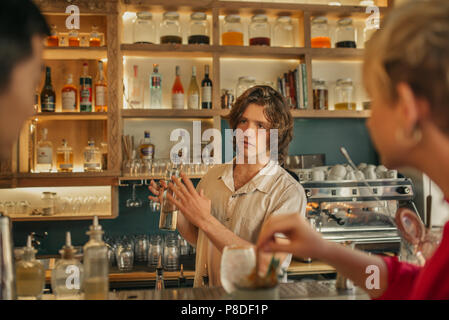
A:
12;118;378;255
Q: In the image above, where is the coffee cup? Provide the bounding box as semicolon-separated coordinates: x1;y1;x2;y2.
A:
328;165;346;181
311;170;325;181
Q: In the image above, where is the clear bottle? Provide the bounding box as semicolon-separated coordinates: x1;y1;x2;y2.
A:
188;66;200;109
56;139;74;172
201;65;212;109
36;128;53;173
222;15;244;46
15;236;45;299
335;17;357;48
335;78;356;110
249;14;271;46
273;16;294;47
84;140;102;172
150;64;162;109
41;191;55;216
80;63;93;112
236;76;256;98
139;131;155;161
160;12;182;44
188;12;210;45
172;65;185;109
89;25;101;47
51;232;84;299
311;16;331;48
159;165;181;231
95;60;107;112
62;74;78;112
133;11;156;44
83;216;109;300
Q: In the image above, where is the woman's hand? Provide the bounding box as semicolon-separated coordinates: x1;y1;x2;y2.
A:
148;179;167;204
166;172;212;228
257;213;328;260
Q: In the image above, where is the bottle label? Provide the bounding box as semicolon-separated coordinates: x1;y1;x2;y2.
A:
151;76;161;88
140;146;154;160
84;162;100;168
80;87;92;111
188;93;199;109
37;147;52;164
59;163;73;169
62;91;76;110
202;86;212;103
172;93;184;109
95;86;106;106
41;96;55;112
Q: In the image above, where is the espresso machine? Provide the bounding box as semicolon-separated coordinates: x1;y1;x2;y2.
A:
297;165;417;254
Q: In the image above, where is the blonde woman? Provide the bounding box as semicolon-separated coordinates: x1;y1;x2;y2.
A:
257;0;449;300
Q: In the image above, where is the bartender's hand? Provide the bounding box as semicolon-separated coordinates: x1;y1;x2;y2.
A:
148;179;168;204
257;213;327;260
166;172;212;228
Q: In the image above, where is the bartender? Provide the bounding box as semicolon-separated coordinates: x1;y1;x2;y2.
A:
149;85;307;287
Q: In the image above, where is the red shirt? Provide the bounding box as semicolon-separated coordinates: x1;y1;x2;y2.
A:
377;220;449;299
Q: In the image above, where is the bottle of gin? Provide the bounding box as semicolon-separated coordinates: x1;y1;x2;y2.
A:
51;232;84;299
83;216;109;300
83;140;102;172
150;64;162;109
35;128;53;172
138;131;155;161
56;139;73;172
15;235;45;299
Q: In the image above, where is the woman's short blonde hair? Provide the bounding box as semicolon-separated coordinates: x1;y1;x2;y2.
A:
364;0;449;131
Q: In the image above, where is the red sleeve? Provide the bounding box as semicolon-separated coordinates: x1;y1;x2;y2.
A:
374;256;422;300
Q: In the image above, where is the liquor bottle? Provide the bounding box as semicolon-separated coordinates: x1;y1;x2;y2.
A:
187;66;200;109
172;65;184;109
15;236;45;299
150;64;162;109
35;128;53;172
201;65;212;109
95;61;107;112
61;74;78;112
139;131;155;161
83;216;109;300
128;65;143;109
155;255;164;290
80;63;93;112
178;264;186;288
89;25;101;47
159;165;180;231
68;29;80;47
41;66;56;112
56;139;74;172
47;24;59;47
51;232;84;299
83;140;102;172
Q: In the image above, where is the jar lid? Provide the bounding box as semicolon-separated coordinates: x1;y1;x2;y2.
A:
276;16;292;23
252;14;268;22
238;76;256;82
359;0;375;6
312;16;328;24
313;78;326;86
136;11;152;19
191;12;207;20
336;78;353;86
337;17;353;26
225;14;241;23
163;11;179;20
42;192;52;195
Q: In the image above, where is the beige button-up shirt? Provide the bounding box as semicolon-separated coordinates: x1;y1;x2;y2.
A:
193;160;307;288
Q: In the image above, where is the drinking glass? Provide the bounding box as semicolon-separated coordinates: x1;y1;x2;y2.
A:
116;242;134;272
148;234;163;268
18;201;31;215
134;234;149;262
220;245;256;294
4;201;16;216
163;233;179;271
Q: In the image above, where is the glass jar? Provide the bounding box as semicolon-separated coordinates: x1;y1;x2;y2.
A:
249;14;271;46
116;242;134;272
335;17;357;48
312;79;328;110
160;11;182;44
221;89;235;109
41;191;55;216
133;11;156;44
335;78;356;110
273;16;294;47
163;234;179;271
68;29;80;47
188;12;210;45
222;14;244;46
89;25;101;47
84;140;102;172
236;76;256;98
311;16;331;48
47;24;59;47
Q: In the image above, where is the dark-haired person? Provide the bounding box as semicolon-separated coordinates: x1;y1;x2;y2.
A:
257;0;449;300
0;0;49;163
149;86;306;287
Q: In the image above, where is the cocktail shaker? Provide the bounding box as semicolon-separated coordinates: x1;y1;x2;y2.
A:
0;213;16;300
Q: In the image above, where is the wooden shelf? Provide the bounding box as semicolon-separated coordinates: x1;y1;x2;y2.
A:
308;48;365;61
43;47;107;60
121;43;216;58
33;112;108;120
10;213;113;222
13;172;119;188
122;109;221;119
219;45;306;59
291;109;370;118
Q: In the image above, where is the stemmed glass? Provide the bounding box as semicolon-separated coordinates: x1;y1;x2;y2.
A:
126;183;143;208
220;245;256;294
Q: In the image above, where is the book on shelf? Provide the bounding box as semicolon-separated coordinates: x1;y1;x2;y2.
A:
277;63;308;110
